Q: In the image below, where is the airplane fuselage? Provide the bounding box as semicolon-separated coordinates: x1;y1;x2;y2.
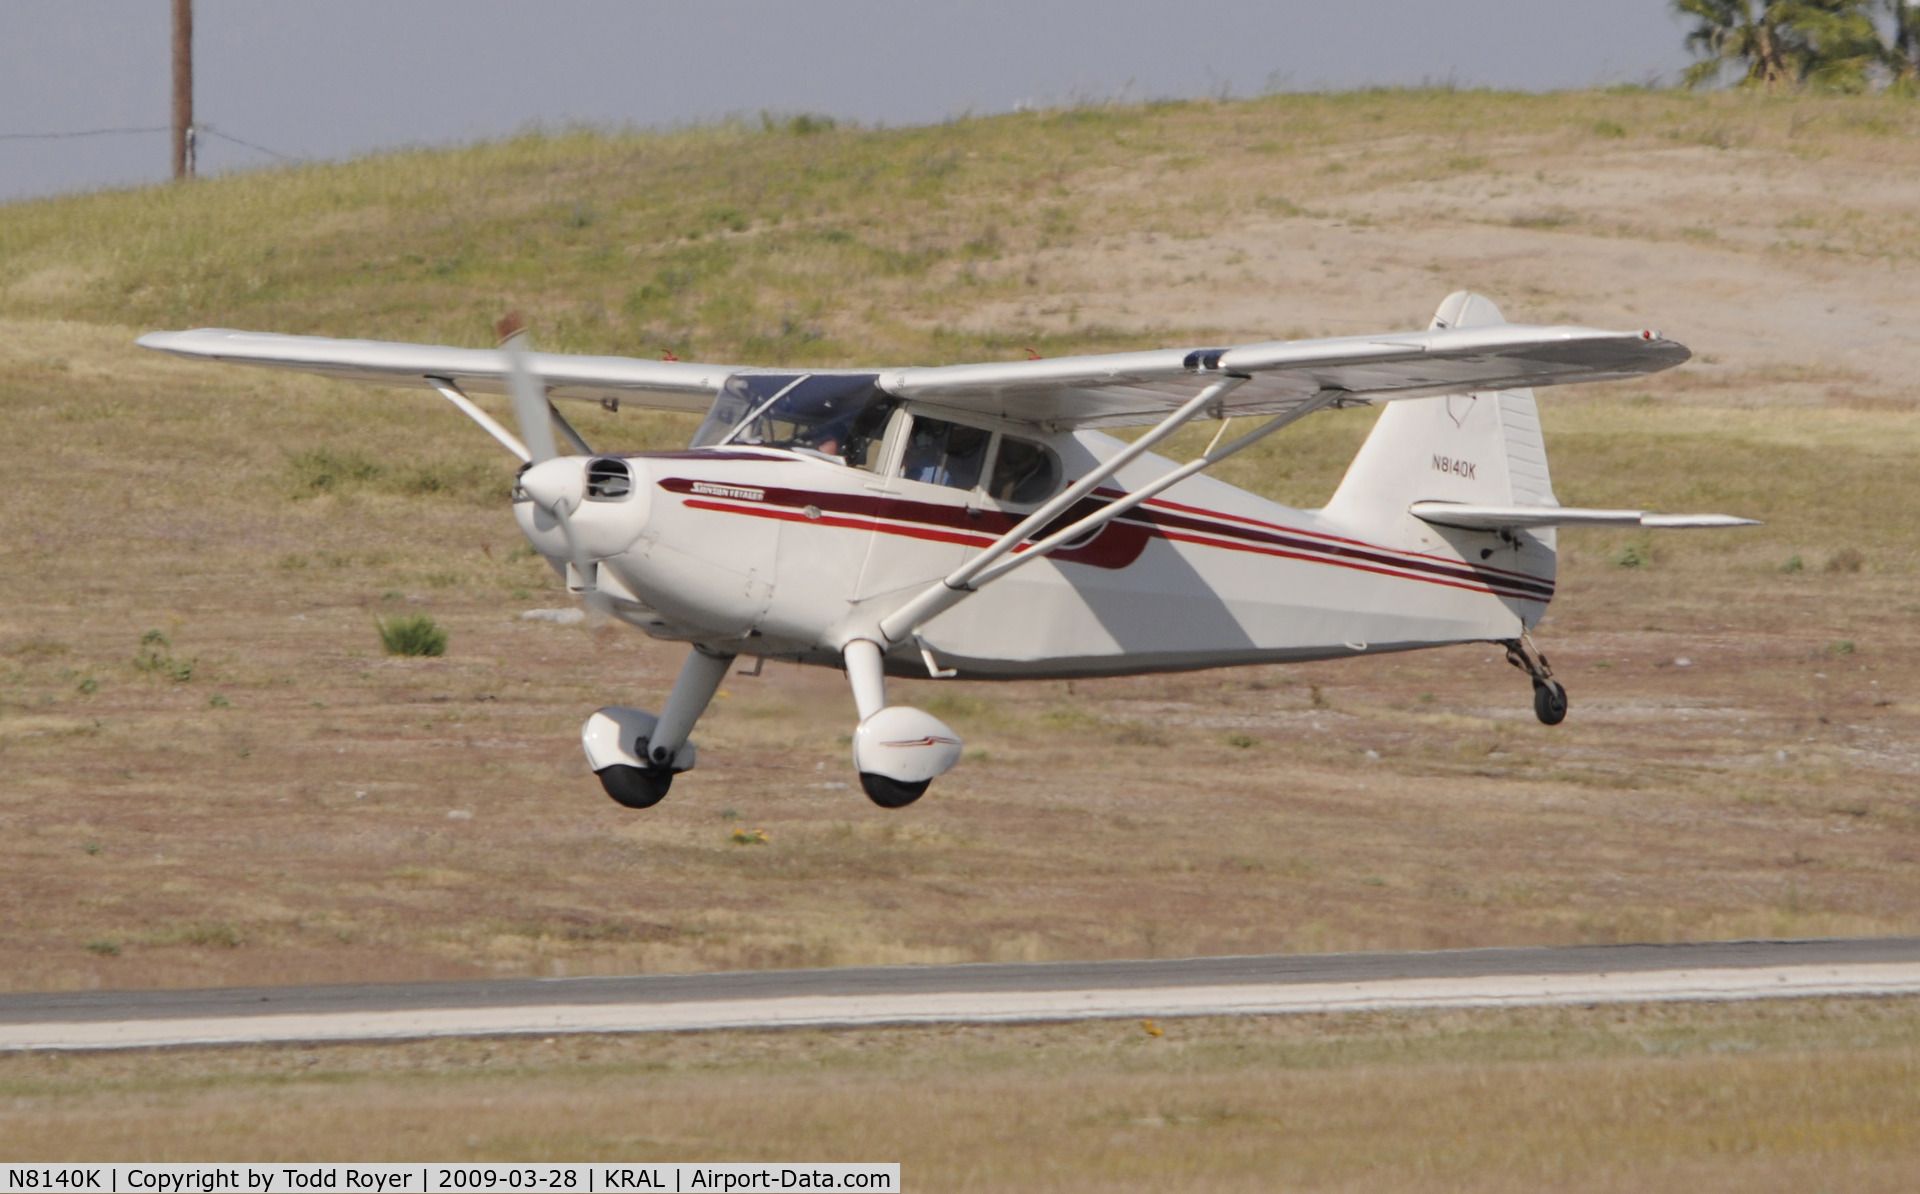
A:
515;428;1555;682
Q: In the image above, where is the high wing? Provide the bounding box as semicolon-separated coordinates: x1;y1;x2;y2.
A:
880;323;1688;429
135;329;730;414
139;319;1687;431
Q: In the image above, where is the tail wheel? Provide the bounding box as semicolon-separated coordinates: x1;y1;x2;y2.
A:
859;772;929;809
1532;679;1569;726
597;764;672;809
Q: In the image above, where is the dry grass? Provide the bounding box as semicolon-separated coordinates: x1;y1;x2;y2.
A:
4;90;1920;365
0;91;1918;999
1;999;1918;1190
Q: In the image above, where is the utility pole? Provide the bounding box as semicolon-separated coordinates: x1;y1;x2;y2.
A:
172;0;194;180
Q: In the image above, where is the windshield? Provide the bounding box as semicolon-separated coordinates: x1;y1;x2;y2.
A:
689;373;894;469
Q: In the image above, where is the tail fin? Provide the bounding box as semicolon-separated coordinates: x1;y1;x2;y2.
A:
1319;292;1558;612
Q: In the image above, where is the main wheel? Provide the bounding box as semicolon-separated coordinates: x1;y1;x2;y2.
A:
597;764;672;809
859;772;929;809
1532;679;1569;726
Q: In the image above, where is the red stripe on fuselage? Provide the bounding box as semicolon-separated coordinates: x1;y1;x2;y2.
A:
683;499;994;550
664;479;1554;604
1116;501;1554;601
663;477;1149;570
1118;489;1553;593
1149;525;1547;602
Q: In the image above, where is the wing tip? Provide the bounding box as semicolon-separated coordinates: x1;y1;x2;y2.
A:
1640;513;1762;529
135;330;198;354
136;328;242;354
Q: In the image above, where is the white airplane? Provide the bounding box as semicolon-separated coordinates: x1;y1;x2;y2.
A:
140;292;1756;809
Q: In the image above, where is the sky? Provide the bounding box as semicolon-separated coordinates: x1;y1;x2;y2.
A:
0;1;1697;202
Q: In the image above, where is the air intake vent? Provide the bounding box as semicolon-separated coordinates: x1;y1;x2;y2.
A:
586;458;632;500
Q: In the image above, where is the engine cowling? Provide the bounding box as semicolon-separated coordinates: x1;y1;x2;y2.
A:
514;455;652;561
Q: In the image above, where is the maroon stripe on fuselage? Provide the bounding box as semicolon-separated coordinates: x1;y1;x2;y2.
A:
659;477;1149;570
1113;489;1554;593
1149;526;1547;602
1115;503;1555;601
658;476;1553;603
624;450;794;462
683;499;991;550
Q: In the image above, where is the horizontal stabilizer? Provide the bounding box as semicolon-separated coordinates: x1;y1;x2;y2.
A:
1409;502;1760;531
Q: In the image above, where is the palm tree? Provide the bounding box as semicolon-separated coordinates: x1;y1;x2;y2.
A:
1800;0;1888;88
1676;0;1881;89
1887;0;1920;86
1678;0;1798;87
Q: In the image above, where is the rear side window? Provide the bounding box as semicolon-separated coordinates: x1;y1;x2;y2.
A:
989;436;1061;505
900;417;992;491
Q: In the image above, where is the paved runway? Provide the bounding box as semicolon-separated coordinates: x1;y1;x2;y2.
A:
4;937;1918;1051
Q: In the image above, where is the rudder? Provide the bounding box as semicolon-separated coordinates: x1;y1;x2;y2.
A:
1318;292;1558;617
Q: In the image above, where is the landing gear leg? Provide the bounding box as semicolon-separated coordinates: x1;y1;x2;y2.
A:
843;639;962;809
647;647;735;769
1502;634;1567;726
584;647;734;808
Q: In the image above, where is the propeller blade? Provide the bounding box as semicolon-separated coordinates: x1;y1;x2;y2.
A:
551;499;614;627
497;314;560;464
499;316;602;622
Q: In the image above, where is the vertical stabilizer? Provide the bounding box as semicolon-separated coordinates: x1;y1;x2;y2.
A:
1319;292;1558;620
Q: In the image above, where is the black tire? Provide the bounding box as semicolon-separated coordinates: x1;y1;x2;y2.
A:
1533;679;1569;726
597;764;672;809
859;772;930;809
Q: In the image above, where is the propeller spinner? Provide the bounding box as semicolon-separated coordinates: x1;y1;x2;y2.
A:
498;315;612;623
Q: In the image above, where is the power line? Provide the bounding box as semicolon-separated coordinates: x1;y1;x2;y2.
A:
199;125;294;161
0;122;297;163
0;126;170;142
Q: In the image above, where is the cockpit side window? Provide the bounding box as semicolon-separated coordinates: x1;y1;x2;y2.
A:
688;373;892;471
899;416;992;492
988;435;1062;505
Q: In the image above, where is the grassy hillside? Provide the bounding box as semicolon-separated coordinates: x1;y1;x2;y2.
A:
1;90;1919;1001
5;89;1918;364
7;88;1919;539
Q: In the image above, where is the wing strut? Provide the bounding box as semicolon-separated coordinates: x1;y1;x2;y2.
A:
428;380;595;462
963;388;1346;591
875;375;1248;646
548;399;593;455
430;378;532;464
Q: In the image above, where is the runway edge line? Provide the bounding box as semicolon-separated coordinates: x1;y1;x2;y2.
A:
8;962;1920;1051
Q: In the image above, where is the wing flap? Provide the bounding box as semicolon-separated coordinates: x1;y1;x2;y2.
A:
136;329;730;413
1409;502;1760;531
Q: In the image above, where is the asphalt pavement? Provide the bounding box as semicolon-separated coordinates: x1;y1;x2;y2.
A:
5;936;1918;1026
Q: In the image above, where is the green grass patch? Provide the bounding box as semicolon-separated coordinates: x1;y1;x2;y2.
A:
376;613;448;658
